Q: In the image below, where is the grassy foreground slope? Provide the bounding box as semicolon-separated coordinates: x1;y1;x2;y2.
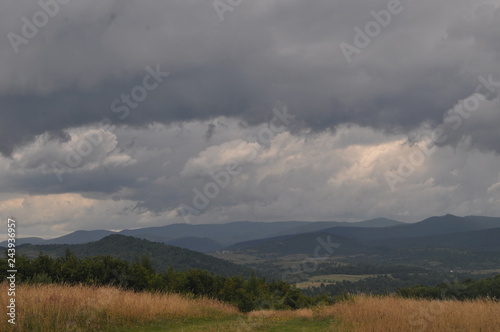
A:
2;283;500;332
0;283;239;332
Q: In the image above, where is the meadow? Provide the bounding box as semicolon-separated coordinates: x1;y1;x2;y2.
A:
295;274;378;289
1;283;499;331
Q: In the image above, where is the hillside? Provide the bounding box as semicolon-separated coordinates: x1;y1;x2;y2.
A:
221;216;500;272
268;218;403;237
370;227;500;251
227;232;365;257
321;215;500;241
16;234;254;277
224;215;500;258
47;230;116;244
165;237;224;253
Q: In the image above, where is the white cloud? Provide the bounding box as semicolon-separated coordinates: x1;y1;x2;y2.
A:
9;126;135;175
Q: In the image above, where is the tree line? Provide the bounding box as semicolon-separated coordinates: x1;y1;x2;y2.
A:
397;275;500;300
0;250;333;312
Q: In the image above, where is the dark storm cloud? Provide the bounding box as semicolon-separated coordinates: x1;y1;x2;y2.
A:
435;94;500;153
2;0;500;157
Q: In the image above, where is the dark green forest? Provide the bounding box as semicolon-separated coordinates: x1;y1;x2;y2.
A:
397;275;500;300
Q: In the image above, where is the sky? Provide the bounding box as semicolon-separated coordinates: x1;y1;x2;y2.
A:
1;0;500;238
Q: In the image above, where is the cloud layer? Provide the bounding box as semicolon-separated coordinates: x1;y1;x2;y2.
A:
2;119;500;237
1;0;500;236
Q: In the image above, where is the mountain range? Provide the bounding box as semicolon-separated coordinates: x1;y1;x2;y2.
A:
224;215;500;256
3;215;500;257
3;214;500;279
218;215;500;272
1;218;403;252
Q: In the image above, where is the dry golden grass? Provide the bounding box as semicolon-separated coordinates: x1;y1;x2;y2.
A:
251;295;500;332
0;283;239;332
2;283;500;331
325;295;500;332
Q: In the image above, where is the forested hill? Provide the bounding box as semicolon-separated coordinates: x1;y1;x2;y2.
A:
15;234;254;277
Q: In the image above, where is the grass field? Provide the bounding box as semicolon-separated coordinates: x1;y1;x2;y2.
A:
109;317;334;332
0;283;239;332
2;283;500;331
295;274;378;288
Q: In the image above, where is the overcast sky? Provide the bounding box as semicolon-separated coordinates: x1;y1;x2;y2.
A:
2;0;500;237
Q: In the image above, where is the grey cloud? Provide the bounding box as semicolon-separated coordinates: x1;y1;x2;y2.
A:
436;95;500;153
3;1;500;236
1;1;500;156
2;121;500;234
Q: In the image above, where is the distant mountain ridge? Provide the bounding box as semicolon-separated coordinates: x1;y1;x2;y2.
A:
321;215;500;241
3;237;47;245
48;230;116;244
368;226;500;251
0;218;404;251
224;215;500;259
3;215;499;254
218;216;500;273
